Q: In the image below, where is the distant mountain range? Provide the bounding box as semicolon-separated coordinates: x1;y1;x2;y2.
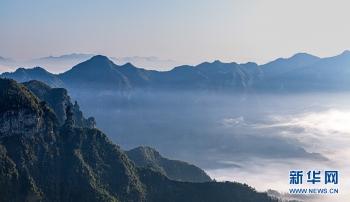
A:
0;53;180;73
35;53;95;61
0;78;276;202
2;51;350;93
0;55;255;92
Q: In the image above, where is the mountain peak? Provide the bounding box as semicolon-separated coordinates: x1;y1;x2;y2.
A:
32;66;49;72
290;52;319;60
89;55;111;62
78;55;117;68
120;62;137;69
213;60;223;64
58;54;129;89
263;52;320;67
64;55;116;73
14;66;47;73
240;62;258;67
0;78;41;114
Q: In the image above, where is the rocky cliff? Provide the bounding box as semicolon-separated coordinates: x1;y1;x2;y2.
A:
0;78;276;202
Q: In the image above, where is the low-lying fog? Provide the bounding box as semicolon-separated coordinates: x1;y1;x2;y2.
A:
73;90;350;201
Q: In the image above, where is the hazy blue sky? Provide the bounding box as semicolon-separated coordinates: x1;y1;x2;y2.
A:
1;0;350;65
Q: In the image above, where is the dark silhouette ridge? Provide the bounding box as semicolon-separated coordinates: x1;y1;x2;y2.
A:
3;51;350;92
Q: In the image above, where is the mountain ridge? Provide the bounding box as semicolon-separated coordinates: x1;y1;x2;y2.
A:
126;146;211;183
0;78;277;202
2;51;350;92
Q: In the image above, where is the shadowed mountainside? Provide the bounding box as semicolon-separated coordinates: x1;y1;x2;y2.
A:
0;78;276;202
22;80;96;127
127;146;211;183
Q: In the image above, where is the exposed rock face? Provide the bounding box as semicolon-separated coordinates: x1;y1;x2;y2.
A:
0;79;145;202
43;88;70;123
72;101;96;128
0;109;43;138
23;80;95;128
0;78;277;202
0;79;56;139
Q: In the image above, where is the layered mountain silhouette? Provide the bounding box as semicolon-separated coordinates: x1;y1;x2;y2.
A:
59;55;141;90
0;78;276;202
0;55;259;92
1;67;63;87
3;51;350;93
257;51;350;91
2;53;180;73
0;55;254;92
34;53;95;63
260;52;321;78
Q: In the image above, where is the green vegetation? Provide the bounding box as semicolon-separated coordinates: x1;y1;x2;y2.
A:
0;79;41;114
127;146;211;182
0;78;277;202
23;80;96;127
